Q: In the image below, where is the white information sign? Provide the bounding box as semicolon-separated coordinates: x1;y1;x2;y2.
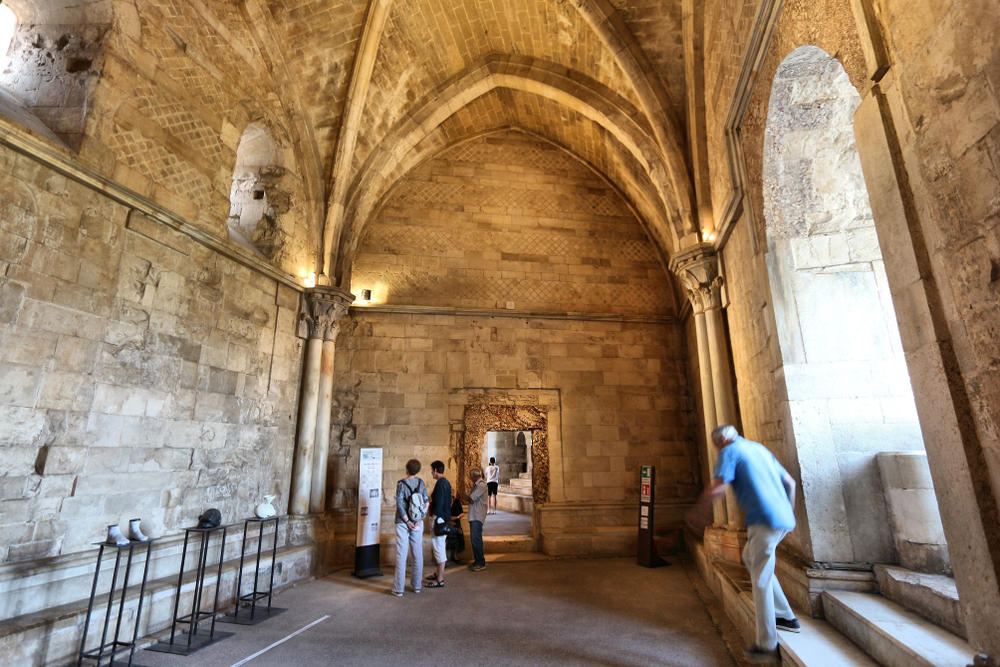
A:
356;448;383;547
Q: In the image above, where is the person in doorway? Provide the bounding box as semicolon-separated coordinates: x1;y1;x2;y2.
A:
686;424;800;663
486;457;500;515
425;460;451;588
392;459;429;597
446;495;465;564
467;469;488;571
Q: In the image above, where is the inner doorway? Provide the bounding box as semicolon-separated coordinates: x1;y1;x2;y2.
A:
483;430;533;537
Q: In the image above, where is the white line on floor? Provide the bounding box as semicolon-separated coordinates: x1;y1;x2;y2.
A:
229;615;331;667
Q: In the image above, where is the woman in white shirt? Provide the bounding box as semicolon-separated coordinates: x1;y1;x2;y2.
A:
486;457;500;515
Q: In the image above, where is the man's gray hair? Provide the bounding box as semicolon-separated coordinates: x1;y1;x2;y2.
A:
711;424;739;446
470;469;482;479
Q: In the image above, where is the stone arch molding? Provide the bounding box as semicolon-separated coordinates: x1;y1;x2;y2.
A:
330;57;683;287
762;44;931;565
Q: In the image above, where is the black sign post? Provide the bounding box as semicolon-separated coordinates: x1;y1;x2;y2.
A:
638;465;668;567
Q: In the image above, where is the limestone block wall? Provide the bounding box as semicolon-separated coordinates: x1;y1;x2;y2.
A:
0;143;303;580
0;0;316;275
350;131;677;317
875;0;1000;560
329;311;699;518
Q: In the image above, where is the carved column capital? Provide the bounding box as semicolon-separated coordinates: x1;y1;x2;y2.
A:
299;286;354;341
669;243;724;314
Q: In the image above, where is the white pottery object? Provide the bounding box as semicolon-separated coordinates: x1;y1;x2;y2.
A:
255;494;277;519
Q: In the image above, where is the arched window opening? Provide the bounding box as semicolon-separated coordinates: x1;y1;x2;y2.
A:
0;0;110;149
0;5;15;61
228;123;289;259
763;46;948;573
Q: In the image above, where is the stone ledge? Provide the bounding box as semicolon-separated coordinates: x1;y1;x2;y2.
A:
0;520;299;622
0;543;315;667
874;564;966;639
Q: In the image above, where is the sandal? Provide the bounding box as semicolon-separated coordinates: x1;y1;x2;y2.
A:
425;580;445;588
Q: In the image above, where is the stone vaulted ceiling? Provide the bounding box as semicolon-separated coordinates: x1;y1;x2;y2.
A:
267;0;694;287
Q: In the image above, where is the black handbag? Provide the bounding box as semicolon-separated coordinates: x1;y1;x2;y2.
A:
434;521;457;536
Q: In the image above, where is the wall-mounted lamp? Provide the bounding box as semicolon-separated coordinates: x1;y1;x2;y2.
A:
303;272;317;288
359;288;372;302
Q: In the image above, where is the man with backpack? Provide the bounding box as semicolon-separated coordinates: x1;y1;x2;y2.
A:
393;458;429;597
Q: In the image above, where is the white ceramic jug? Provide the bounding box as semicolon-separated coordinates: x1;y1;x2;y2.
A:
255;494;277;519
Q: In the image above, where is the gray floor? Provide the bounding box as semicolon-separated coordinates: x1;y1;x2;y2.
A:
481;509;531;536
137;557;737;667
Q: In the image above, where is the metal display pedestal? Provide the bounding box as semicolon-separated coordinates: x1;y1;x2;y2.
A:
147;525;233;656
219;516;285;625
78;540;154;667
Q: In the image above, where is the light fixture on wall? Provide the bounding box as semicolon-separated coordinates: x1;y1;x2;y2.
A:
303;272;317;288
359;288;372;302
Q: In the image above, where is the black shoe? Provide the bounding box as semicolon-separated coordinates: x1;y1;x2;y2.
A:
775;617;801;633
743;645;778;663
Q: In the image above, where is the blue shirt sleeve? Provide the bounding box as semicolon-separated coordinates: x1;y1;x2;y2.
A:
714;446;736;484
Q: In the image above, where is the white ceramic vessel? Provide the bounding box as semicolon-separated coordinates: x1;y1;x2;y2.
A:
255;494;277;519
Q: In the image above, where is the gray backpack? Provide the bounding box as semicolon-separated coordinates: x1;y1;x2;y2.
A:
406;479;426;522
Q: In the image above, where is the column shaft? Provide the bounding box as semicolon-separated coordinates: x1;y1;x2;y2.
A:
309;339;336;514
290;337;323;515
694;310;728;526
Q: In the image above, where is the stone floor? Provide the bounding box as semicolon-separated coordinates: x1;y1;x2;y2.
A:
481;508;531;536
137;557;737;666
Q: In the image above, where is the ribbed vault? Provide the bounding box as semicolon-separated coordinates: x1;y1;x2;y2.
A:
312;0;694;287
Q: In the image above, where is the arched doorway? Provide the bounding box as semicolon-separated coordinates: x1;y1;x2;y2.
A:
762;46;948;570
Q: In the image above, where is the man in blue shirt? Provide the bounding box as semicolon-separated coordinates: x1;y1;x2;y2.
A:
688;424;800;662
425;460;452;588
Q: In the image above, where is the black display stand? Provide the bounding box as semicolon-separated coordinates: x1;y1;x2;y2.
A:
78;540;154;667
352;544;382;578
147;525;233;655
638;465;668;568
219;516;285;625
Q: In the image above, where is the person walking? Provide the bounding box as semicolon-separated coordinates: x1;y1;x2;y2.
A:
392;459;429;597
467;469;488;571
686;424;799;662
425;460;451;588
486;457;500;515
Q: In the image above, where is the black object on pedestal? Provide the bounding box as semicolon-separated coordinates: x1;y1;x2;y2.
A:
219;516;285;625
77;539;153;667
146;525;233;655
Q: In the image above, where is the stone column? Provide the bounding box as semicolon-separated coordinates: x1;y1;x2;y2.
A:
290;286;353;516
671;244;740;526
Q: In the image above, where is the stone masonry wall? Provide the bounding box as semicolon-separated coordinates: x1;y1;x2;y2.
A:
0;143;303;573
329;311;699;515
350;131;677;317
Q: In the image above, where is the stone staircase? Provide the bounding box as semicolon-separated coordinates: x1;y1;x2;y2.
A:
777;566;973;667
700;552;976;666
496;472;533;513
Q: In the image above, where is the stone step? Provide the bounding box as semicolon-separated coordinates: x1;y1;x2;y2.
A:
496;492;533;513
506;477;532;490
517;472;532;480
778;615;878;667
482;535;538;553
822;590;973;667
874;564;966;639
498;483;531;497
